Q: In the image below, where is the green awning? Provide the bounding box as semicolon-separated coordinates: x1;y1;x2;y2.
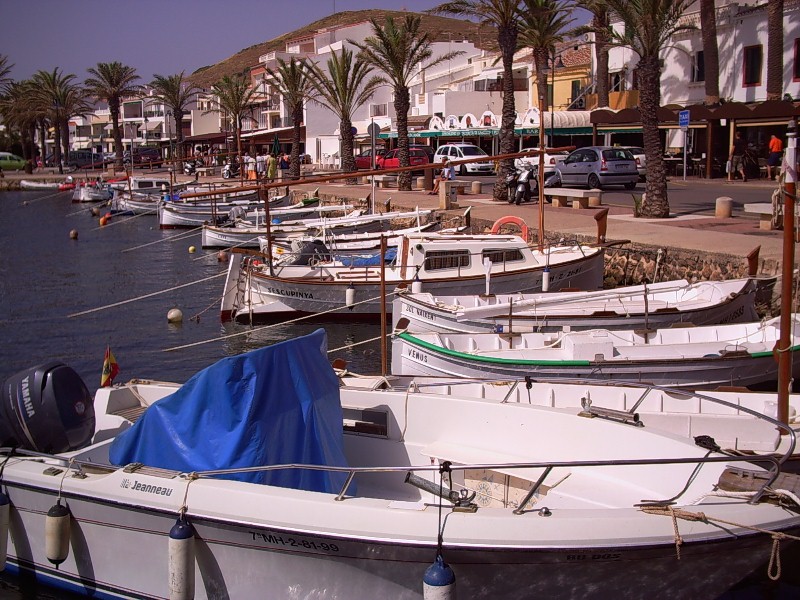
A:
379;126;592;139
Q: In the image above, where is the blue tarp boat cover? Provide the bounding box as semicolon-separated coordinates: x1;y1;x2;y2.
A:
108;329;351;494
336;247;397;267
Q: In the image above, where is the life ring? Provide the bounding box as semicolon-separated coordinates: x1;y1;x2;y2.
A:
490;216;530;241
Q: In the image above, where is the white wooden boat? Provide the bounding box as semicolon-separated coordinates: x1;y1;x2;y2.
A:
221;229;605;322
202;206;391;249
71;183;114;203
0;330;797;599
391;316;800;389
19;179;70;190
392;278;760;334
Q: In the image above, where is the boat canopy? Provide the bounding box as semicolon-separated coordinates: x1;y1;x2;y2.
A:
108;329;352;493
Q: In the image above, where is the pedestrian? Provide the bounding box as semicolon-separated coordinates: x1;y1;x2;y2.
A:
429;161;455;195
279;153;290;180
728;130;748;182
266;152;277;183
256;150;266;180
767;134;783;180
245;153;256;180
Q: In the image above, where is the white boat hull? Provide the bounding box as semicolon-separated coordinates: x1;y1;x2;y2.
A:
391;316;800;389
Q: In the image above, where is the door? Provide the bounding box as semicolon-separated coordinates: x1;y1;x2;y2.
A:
559;150;583;185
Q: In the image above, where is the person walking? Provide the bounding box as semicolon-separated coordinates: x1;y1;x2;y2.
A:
767;134;783;180
279;153;290;181
266;153;277;183
244;153;256;181
729;130;748;182
256;150;266;180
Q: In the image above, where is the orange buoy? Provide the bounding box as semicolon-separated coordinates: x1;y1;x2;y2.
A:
99;217;108;226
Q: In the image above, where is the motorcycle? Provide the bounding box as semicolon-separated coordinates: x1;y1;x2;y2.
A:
222;159;240;179
507;161;560;205
183;158;204;176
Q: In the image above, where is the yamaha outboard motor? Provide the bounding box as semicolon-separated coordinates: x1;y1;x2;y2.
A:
288;239;332;265
0;362;95;453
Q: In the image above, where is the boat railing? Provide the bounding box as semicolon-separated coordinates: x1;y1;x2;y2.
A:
2;448;781;512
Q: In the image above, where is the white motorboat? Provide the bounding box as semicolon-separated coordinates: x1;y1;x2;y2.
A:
392;278;761;334
220;227;605;322
391;315;800;389
19;179;73;191
71;182;114;203
0;330;797;599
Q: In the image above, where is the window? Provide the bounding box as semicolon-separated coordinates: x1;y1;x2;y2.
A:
794;39;800;81
482;249;524;264
424;250;470;272
743;45;762;86
610;72;625;92
692;51;705;83
370;103;388;117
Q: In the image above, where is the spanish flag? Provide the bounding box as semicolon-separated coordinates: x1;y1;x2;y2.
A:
101;346;120;388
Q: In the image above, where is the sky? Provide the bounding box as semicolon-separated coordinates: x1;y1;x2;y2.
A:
1;0;451;84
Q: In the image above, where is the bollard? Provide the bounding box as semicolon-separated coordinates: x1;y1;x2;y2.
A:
416;176;426;190
715;196;733;218
471;180;482;194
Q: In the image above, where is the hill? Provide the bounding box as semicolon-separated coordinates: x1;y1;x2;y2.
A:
188;10;494;89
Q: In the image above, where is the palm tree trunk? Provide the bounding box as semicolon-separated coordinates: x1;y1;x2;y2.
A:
38;123;47;166
290;102;303;180
53;126;63;175
174;109;184;166
700;0;720;105
637;56;668;218
493;27;519;202
394;86;411;191
593;10;610;108
340;117;357;185
766;0;784;101
534;50;549;112
60;120;70;170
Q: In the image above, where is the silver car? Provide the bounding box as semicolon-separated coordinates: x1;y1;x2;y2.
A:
556;146;639;190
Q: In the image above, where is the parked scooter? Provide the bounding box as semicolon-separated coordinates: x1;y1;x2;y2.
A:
506;161;560;205
183;158;204;176
222;158;240;179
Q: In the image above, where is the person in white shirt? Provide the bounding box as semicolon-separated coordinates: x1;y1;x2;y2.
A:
429;161;455;195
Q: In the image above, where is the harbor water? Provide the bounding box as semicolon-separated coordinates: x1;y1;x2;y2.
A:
0;189;798;598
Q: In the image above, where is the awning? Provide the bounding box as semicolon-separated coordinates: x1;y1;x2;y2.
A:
139;122;162;133
379;126;592;139
184;131;229;143
241;125;293;139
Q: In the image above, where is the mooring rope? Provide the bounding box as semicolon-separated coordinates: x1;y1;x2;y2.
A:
18;188;73;204
163;288;402;352
122;226;203;253
67;273;227;318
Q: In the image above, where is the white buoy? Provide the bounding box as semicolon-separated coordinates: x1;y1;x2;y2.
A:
0;491;9;571
167;308;184;323
423;554;456;599
345;283;356;309
542;266;550;292
168;517;195;600
411;276;422;294
45;501;70;567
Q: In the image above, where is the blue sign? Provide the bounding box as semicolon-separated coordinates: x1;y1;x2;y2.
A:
678;110;690;129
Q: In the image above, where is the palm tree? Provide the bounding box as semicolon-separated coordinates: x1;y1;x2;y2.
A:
264;58;316;181
0;54;13;92
603;0;694;218
31;69;90;174
0;80;40;160
354;15;462;192
431;2;522;201
576;0;611;108
85;62;141;170
208;73;260;170
149;72;200;166
519;0;575;115
699;0;720;106
766;0;784;101
307;48;385;181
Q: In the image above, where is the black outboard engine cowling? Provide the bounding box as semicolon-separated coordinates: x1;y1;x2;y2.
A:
288;239;332;265
0;362;95;453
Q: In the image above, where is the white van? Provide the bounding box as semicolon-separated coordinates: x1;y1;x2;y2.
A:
432;144;494;175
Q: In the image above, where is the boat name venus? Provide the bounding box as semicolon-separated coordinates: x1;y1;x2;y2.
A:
120;478;174;496
407;348;428;363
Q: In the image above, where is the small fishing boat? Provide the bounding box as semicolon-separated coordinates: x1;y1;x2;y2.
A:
391;316;800;389
19;179;72;190
0;330;797;599
71;182;114;203
392;278;761;334
221;226;605;321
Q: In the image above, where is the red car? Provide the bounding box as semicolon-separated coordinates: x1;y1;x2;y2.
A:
376;147;430;171
355;148;385;170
